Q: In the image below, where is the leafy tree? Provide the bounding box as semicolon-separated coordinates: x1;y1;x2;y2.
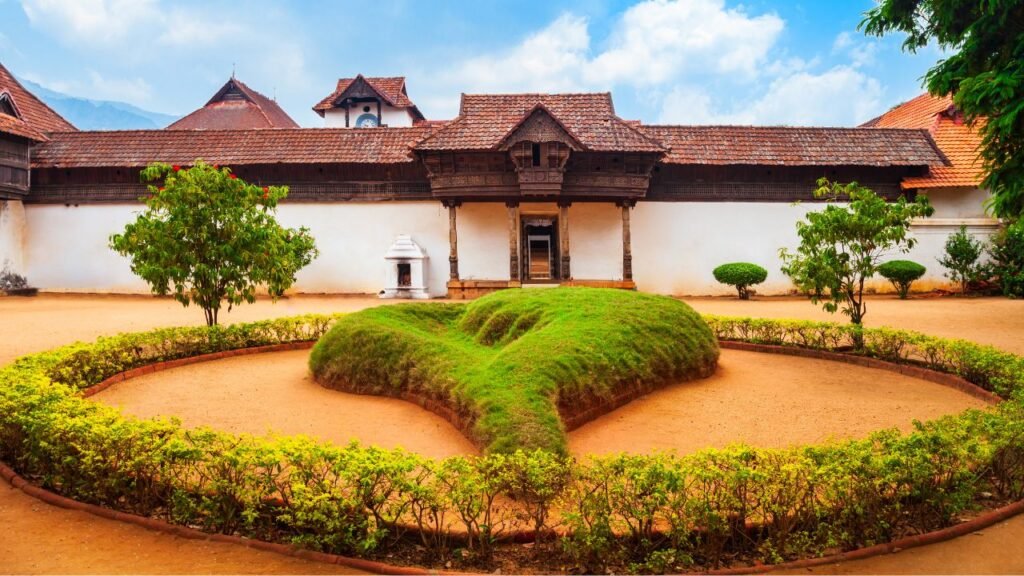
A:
877;260;927;299
111;161;318;325
988;219;1024;297
780;179;933;329
712;262;768;300
861;0;1024;218
938;225;987;294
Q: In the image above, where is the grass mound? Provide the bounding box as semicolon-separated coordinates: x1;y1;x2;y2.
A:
309;287;719;454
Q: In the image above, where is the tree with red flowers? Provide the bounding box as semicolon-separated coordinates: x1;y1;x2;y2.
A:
110;161;318;325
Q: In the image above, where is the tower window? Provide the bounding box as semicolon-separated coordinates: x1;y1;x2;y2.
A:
531;143;541;167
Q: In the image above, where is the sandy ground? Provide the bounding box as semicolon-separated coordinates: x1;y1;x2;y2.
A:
1;293;1023;574
568;349;987;456
94;349;477;460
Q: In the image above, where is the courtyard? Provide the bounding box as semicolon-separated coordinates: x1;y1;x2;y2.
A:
2;292;1023;574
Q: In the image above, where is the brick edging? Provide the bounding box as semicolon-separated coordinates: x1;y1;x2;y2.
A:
719;340;1003;405
0;459;433;575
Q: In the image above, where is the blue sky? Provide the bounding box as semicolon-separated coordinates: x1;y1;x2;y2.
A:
0;0;947;127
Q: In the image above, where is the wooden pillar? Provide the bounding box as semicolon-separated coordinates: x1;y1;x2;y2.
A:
620;201;634;281
507;202;520;281
558;202;571;280
446;201;459;281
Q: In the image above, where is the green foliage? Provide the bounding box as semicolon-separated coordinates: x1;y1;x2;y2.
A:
861;0;1024;218
110;161;318;325
989;219;1024;298
712;262;768;299
309;287;720;454
938;225;988;294
2;314;1024;571
780;179;933;326
877;260;927;299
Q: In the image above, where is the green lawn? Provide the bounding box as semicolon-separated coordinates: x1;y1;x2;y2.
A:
309;287;719;453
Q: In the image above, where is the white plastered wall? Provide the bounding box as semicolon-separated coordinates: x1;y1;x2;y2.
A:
19;190;999;297
0;199;27;276
24;202;453;295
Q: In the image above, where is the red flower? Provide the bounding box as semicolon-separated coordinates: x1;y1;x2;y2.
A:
172;165;181;172
229;173;238;180
158;186;165;191
213;164;220;170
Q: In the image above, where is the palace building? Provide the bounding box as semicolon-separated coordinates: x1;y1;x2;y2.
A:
0;64;999;298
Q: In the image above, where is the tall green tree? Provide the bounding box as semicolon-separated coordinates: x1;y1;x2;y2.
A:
861;0;1024;218
780;179;933;329
111;161;318;325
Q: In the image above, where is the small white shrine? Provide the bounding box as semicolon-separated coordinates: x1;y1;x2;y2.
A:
381;235;430;299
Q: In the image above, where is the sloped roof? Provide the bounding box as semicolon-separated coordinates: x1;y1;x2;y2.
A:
167;78;298;130
0;109;48;142
32;127;437;168
642;125;947;167
313;75;423;119
0;62;75;134
862;93;984;188
415;93;666;153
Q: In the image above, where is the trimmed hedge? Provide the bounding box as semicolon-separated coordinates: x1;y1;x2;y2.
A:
878;260;927;299
713;263;768;299
310;288;719;454
0;313;1022;573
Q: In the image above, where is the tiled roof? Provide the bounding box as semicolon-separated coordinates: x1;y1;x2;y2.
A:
863;93;984;188
32;127;437;168
0;111;48;142
313;75;420;115
415;93;666;153
168;78;298;130
642;125;947;167
0;62;75;133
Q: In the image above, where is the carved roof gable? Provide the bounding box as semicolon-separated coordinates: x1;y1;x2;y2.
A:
498;104;584;150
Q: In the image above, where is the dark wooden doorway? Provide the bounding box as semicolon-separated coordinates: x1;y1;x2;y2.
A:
521;215;559;281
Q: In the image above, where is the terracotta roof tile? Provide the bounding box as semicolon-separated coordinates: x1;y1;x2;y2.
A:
0;112;48;142
168;78;298;130
0;62;75;133
642;125;947;167
313;75;420;116
415;93;666;153
863;93;983;189
32;127;437;168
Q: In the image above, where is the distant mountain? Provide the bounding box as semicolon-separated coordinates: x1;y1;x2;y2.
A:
18;78;179;130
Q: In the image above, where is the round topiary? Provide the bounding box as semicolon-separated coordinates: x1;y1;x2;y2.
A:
877;260;927;299
713;262;768;299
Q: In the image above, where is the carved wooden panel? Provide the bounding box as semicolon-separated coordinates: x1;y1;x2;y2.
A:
499;109;580;151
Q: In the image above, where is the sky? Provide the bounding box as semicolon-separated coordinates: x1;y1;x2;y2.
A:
0;0;949;128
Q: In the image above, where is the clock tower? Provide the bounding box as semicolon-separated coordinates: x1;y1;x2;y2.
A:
313;75;426;128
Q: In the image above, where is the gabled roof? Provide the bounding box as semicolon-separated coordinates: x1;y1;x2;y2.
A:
167;77;298;130
415;93;666;153
0;62;75;134
312;75;424;120
862;93;984;188
31;127;438;168
642;125;948;167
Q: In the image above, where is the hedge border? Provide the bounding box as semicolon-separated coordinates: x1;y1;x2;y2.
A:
3;311;1024;573
7;339;1020;575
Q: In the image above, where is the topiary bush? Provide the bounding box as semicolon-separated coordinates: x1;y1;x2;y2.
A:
877;259;927;299
989;219;1024;298
712;262;768;299
939;225;988;294
309;287;720;454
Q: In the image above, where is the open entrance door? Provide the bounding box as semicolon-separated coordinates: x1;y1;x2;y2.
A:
521;216;559;281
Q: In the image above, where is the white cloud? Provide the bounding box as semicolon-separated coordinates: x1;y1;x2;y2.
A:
585;0;784;85
832;31;879;68
659;65;883;126
21;0;243;48
437;0;784;101
446;14;590;94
